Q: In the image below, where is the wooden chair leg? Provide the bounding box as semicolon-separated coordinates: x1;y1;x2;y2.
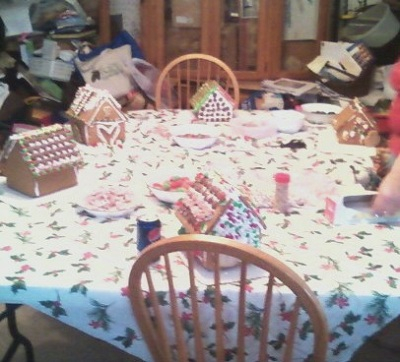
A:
0;304;35;362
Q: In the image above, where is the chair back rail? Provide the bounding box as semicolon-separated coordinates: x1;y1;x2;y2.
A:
129;234;329;362
155;53;240;110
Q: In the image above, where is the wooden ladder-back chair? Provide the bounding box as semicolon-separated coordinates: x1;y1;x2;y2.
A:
129;234;329;362
154;53;240;110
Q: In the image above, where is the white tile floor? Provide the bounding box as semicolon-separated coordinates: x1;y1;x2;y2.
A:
0;305;144;362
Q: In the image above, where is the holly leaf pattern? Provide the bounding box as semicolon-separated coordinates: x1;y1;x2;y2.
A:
0;221;16;227
299;320;313;340
47;221;67;231
269;332;285;350
203;286;231;308
9;205;30;217
144;291;169;308
245;302;264;340
88;299;113;331
10;254;27;262
355;232;372;240
365;292;390;326
70;280;91;295
47;249;71;259
114;327;140;348
332;342;347;356
39;299;67;318
6;276;26;294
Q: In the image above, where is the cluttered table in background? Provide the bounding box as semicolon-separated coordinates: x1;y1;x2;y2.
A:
0;109;400;361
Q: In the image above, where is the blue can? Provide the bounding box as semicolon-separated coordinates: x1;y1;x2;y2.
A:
136;211;162;252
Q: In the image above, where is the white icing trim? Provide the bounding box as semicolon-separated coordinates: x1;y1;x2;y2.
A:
96;121;123;145
34;181;40;197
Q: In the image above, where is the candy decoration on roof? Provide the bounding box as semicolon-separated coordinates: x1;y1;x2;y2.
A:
0;124;82;197
190;80;235;122
175;172;266;269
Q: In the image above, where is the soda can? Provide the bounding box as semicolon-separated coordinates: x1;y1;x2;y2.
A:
136;211;162;252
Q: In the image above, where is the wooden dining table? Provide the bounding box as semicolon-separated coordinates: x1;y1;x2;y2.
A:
0;109;399;362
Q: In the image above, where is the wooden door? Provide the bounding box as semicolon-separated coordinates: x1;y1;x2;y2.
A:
140;0;332;80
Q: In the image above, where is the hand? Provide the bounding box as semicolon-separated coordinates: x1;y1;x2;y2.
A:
372;156;400;215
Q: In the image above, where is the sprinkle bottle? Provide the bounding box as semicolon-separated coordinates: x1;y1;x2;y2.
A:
274;172;290;214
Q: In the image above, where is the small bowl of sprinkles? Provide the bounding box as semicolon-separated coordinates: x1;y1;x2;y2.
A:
170;123;220;150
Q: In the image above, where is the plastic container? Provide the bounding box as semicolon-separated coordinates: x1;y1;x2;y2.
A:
269;110;305;134
341;3;400;48
274;173;290;214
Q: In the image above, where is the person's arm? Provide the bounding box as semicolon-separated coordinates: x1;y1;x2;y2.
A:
372;156;400;215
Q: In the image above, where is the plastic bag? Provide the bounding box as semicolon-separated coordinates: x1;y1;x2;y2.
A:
75;44;134;99
130;58;160;101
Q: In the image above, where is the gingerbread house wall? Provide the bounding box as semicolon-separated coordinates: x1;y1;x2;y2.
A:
69;99;126;146
5;143;78;197
196;91;234;122
70;119;126;146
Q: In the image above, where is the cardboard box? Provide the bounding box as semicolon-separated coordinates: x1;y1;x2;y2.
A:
325;191;400;225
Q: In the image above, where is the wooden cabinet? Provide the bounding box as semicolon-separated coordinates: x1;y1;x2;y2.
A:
140;0;333;81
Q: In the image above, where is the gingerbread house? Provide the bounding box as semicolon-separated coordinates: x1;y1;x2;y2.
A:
332;98;380;147
0;124;82;197
67;85;127;146
190;80;235;122
175;172;266;269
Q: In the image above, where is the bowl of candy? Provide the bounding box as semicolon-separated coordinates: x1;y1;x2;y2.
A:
300;103;342;124
147;169;193;203
230;111;277;139
170;124;220;150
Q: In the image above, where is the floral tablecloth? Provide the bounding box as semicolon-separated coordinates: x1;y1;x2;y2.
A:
0;110;399;362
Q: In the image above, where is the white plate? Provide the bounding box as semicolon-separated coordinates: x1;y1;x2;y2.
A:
79;187;138;218
79;206;137;218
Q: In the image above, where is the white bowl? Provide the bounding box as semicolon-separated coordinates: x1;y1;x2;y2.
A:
147;168;193;204
300;103;342;124
230;111;277;139
170;124;220;150
269;110;305;134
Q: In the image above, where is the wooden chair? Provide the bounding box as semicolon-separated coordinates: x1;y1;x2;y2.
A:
154;53;240;110
128;234;329;362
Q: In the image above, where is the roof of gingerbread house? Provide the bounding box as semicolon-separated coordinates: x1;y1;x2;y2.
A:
175;172;266;246
1;124;82;178
68;84;127;124
190;80;234;113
